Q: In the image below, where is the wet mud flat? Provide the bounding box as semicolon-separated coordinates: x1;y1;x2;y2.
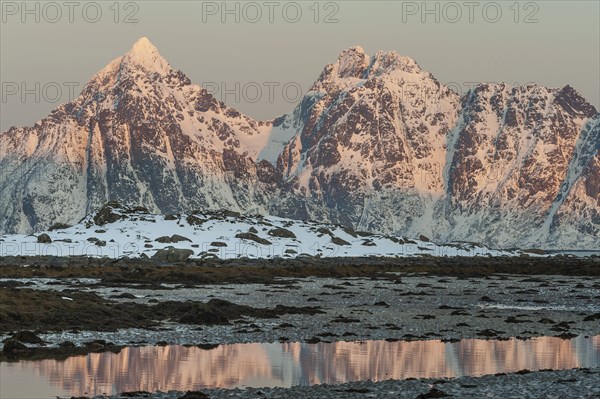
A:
0;255;599;398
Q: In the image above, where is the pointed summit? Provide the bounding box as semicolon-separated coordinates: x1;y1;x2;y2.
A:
122;37;171;75
369;50;423;76
336;46;370;79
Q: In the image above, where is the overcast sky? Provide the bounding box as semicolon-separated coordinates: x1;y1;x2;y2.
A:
1;1;599;131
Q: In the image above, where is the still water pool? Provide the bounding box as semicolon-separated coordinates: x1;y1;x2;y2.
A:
1;335;598;398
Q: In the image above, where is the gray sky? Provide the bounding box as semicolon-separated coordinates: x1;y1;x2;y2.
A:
1;1;599;131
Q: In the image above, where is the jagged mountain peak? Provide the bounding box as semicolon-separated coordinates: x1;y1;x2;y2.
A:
370;50;423;76
554;84;598;118
122;37;171;75
321;47;430;89
128;36;158;55
335;46;370;79
87;37;174;92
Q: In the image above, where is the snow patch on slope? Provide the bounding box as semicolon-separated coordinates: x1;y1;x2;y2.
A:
0;203;520;259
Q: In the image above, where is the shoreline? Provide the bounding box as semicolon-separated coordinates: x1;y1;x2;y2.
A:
1;256;598;398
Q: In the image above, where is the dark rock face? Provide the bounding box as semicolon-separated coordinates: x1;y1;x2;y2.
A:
271;50;600;249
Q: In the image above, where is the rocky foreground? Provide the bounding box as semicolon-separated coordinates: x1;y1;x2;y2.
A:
0;256;598;398
1;256;599;352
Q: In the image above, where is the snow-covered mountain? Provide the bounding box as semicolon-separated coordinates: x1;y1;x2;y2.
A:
1;38;598;249
270;47;599;249
0;38;280;233
0;202;520;259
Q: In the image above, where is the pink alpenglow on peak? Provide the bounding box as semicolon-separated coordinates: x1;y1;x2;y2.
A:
331;46;425;81
122;37;171;76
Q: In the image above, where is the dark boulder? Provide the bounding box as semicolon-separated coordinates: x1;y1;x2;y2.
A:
235;232;272;245
37;233;52;243
2;339;27;354
170;234;192;243
152;247;194;262
268;228;296;239
48;223;71;231
332;236;351;246
11;331;45;344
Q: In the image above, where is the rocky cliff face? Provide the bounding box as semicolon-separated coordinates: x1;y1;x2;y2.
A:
1;39;598;248
270;47;599;248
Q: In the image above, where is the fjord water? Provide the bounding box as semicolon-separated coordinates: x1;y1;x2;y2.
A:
1;335;599;398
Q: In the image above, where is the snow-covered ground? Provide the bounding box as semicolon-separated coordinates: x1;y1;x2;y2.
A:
0;203;522;259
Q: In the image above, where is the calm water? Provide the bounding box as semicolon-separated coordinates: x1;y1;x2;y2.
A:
1;335;599;398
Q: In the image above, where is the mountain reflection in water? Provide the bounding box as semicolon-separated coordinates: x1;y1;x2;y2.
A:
1;335;598;398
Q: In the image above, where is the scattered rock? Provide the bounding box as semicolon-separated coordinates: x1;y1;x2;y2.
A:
48;223;71;231
316;227;333;236
477;329;504;337
151;247;194;262
110;292;136;299
11;331;45;344
37;233;52;243
120;391;152;398
221;210;241;218
197;344;219;350
417;387;450;398
583;313;600;321
186;215;204;226
539;318;555;324
93;203;123;225
2;339;27;354
516;369;532;375
523;248;546;255
268;228;296;239
178;391;210;399
170;234;192;243
343;226;358;238
332;236;351;246
235;232;271;245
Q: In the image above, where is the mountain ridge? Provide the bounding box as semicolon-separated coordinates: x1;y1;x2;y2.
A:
1;38;598;249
